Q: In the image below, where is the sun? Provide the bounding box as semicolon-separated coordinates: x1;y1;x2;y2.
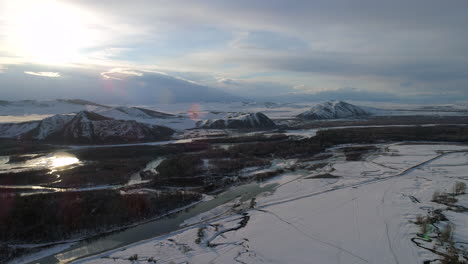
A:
5;0;97;64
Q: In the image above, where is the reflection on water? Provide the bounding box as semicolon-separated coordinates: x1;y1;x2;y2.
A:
0;152;81;174
28;153;81;171
51;156;80;168
0;153;82;194
0;156;9;165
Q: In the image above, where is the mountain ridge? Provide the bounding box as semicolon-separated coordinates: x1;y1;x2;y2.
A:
197;112;276;129
297;101;370;120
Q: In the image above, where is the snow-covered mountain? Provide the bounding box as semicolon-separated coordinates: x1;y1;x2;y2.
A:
27;114;75;140
0;99;109;116
0;98;198;134
0;121;39;139
197;112;276;129
21;111;174;144
297;101;371;120
96;106;197;131
99;106;175;120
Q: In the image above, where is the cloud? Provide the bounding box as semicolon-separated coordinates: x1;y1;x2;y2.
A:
261;87;401;103
230;31;308;51
210;77;293;97
24;71;61;77
217;78;239;86
293;84;305;90
2;64;241;104
1;0;467;102
100;68;143;80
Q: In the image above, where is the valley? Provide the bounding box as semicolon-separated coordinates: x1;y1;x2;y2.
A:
1;100;467;264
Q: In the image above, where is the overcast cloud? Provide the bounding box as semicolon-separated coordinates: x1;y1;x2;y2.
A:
1;0;467;103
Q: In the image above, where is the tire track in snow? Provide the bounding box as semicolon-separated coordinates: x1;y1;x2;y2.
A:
254;209;369;263
72;149;468;264
257;151;461;210
384;218;400;264
251;150;466;264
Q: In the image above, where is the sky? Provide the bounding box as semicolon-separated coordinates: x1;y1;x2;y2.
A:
0;0;467;103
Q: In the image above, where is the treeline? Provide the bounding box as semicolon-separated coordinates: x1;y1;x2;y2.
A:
342;146;378;161
0;169;54;186
193;134;288;144
154;137;327;187
316;125;468;145
0;139;59;156
292;115;468;130
154;125;468;189
51;143;212;188
0;190;201;243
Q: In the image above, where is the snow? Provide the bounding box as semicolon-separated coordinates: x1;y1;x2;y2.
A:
77;143;468;264
127;157;165;186
143;157;165;173
2;100;468;128
0;114;53;123
8;243;76;264
33;114;74;140
197;112;275;129
0;121;38;138
298;101;371;119
15;111;176;143
0;100;107;117
96;107;196;131
444;211;468;245
180;198;242;227
3;100;468;139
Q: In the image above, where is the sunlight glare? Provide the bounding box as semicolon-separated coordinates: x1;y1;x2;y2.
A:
51;156;80;168
5;0;98;64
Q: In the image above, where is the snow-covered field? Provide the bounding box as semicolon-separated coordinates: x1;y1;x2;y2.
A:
74;143;468;264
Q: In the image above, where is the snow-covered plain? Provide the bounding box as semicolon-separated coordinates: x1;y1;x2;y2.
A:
75;143;468;264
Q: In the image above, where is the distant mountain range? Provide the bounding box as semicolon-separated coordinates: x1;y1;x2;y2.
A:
0;99;281;143
0;99;109;116
297;101;371;120
99;106;176;120
197;112;276;129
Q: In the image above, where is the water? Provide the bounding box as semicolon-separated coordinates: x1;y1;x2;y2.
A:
0;152;81;174
30;182;278;264
0;156;9;165
0;153;83;195
1;156;165;196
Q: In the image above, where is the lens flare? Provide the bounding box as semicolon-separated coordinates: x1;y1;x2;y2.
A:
188;103;202;120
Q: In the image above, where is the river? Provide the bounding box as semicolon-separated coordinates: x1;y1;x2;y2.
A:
28;182;278;264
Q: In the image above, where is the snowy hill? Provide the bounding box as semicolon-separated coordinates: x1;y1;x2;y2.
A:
0;99;109;116
99;106;175;120
96;106;197;130
22;114;75;140
197;112;276;129
297;101;371;120
21;111;174;144
0;121;39;138
0;99;196;132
